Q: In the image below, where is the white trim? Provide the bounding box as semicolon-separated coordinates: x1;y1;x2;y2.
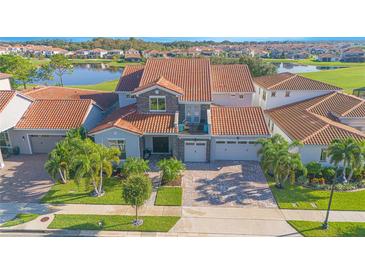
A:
211;91;254;95
178;135;211;139
149;95;167;112
88;126;142;136
26;134;32;154
13;128;69;131
212;134;271;138
134;85;183;96
144;133;178;136
178;101;211;104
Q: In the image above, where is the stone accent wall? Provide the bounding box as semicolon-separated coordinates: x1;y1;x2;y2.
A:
136;88;179;113
178;104;185;123
177;138;211;162
171;136;179;158
139;136;145;157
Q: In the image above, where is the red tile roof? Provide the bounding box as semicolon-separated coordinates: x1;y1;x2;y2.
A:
211;106;269;136
139;58;212;102
254;72;341;91
266;92;365;145
115;65;144;91
211;64;255;93
133;76;184;95
0;91;15;112
15;99;95;129
22;86;118;110
89;104;177;135
0;72;11;80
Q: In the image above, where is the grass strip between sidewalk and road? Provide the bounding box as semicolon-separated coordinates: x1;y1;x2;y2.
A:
1;213;39;228
155;187;183;206
288;220;365;237
48;214;180;232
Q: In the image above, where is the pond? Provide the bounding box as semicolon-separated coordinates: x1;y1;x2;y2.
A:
275;62;345;74
34;63;123;86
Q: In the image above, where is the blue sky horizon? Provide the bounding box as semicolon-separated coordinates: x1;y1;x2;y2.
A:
1;37;365;43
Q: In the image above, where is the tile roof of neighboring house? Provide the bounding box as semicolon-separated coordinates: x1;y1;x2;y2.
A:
15;99;95;130
254;72;341;91
266;92;365;145
211;106;269;136
139;58;212;102
133;76;184;95
22;86;118;110
0;91;16;112
211;64;255;93
0;72;11;80
89;104;177;135
116;65;145;91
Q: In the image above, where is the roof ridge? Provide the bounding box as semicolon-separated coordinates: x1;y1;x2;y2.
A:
296;74;341;90
301;124;330;143
341;101;365;117
306;92;338;111
267;74;297;89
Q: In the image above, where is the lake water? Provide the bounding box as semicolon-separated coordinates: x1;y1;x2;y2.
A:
275;62;345;73
34;63;123;86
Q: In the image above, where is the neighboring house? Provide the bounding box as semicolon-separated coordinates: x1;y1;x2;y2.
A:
316;53;340;62
0;91;33;167
0;86;118;158
89;48;108;58
341;47;365;62
0;73;12;90
124;49;142;62
253;72;341;109
90;58;269;162
266;92;365;164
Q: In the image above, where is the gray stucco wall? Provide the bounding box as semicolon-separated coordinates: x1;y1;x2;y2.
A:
82;105;105;131
136;88;179;113
8;129;67;154
93;128;141;158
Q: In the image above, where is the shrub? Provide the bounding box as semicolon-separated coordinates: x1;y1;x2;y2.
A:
296;175;308;185
157;158;185;184
306;162;322;178
310;177;325;185
321;167;336;183
121;157;150;177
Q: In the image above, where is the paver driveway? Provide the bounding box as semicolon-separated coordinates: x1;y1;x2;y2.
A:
0;155;53;202
183;161;277;208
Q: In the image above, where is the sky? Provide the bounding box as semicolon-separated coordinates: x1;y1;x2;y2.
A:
1;37;365;43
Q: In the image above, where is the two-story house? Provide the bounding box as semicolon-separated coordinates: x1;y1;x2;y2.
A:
90;58;270;162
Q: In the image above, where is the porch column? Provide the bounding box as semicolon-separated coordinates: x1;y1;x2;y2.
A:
0;149;4;169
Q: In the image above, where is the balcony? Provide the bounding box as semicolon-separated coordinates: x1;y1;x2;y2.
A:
178;122;209;135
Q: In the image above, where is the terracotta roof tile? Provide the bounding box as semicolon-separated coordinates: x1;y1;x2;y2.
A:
15;99;94;129
90;104;177;135
0;72;11;80
22;86;117;110
133;76;184;95
211;64;255;93
139;58;212;102
211;106;269;136
254;72;341;91
0;91;16;112
115;65;144;91
266;92;365;145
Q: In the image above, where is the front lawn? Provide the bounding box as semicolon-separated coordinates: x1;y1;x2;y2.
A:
288;221;365;237
48;214;180;232
41;178;128;205
1;213;39;227
269;182;365;211
155;187;182;206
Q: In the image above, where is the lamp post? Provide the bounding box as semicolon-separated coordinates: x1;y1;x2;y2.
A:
322;171;347;230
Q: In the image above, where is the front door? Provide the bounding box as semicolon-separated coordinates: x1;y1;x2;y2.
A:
152;137;169;153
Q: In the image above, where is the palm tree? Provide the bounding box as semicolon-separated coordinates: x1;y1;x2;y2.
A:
258;134;304;188
327;138;361;182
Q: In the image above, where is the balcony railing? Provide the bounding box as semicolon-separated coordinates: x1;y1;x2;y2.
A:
178;122;208;135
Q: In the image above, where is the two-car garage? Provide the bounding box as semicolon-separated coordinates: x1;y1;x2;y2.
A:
211;138;260;161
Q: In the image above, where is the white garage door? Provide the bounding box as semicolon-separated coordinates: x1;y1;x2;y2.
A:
214;140;259;161
30;135;65;154
184;141;207;162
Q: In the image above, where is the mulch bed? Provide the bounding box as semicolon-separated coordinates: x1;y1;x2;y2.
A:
162;176;182;187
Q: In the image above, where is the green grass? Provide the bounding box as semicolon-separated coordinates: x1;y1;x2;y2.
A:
269;182;365;211
41;178;129;205
288;221;365;237
67;79;119;91
300;66;365;93
48;214;180;232
155;187;183;206
1;213;39;227
263;58;365;67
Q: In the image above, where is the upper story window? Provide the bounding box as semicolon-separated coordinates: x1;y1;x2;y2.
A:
149;96;166;112
262;90;267;101
285;91;291;97
271;91;276;97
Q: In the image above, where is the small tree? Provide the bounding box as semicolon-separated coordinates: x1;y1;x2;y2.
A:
49;54;73;86
36;63;54;84
122;174;152;226
121;157;150;177
157;158;185;184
